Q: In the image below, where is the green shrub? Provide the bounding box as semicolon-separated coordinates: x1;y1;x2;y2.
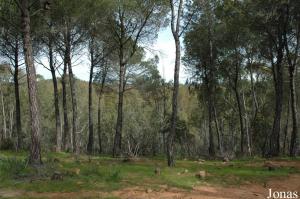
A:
0;157;27;178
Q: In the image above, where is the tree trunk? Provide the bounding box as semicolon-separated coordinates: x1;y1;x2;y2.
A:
167;0;183;167
1;89;6;139
67;52;79;155
13;39;22;150
204;68;215;157
97;94;102;154
87;45;95;154
63;27;79;154
167;37;180;166
269;63;283;157
283;95;290;154
242;92;252;156
213;103;223;156
20;0;42;165
62;62;69;151
268;8;285;157
113;61;125;157
289;65;298;156
49;43;62;152
233;85;245;155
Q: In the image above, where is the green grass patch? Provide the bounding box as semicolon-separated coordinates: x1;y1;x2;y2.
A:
0;150;299;193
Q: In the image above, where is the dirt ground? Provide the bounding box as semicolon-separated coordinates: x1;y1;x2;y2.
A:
1;160;300;199
1;175;299;199
113;175;300;199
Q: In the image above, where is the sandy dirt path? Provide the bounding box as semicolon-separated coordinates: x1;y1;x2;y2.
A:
1;175;299;199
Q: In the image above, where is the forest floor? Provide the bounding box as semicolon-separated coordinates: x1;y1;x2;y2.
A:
0;150;299;199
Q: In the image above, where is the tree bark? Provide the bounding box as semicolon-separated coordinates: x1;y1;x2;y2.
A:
87;40;95;154
213;103;223;156
20;0;42;165
204;67;215;157
268;6;285;157
283;5;299;156
283;95;290;154
113;61;125;157
48;41;62;152
288;56;299;157
233;85;245;155
97;94;102;154
62;62;69;151
1;89;6;139
67;51;79;155
62;26;79;154
269;54;283;157
167;0;183;167
13;39;22;150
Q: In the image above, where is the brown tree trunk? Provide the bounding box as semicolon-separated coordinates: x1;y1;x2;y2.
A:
213;103;223;156
67;53;79;155
20;0;42;165
1;89;6;139
269;58;283;157
167;37;180;166
167;0;183;167
63;27;79;154
283;6;299;156
13;39;22;150
204;67;215;157
62;62;69;151
288;61;298;156
97;94;102;154
87;42;95;154
48;41;62;152
113;61;125;157
283;95;290;154
233;85;245;155
268;6;285;157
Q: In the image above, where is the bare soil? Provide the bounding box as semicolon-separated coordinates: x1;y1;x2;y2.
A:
113;175;300;199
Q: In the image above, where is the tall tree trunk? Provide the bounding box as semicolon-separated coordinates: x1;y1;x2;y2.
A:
284;6;299;156
289;61;298;156
1;89;6;139
167;0;183;167
269;61;283;157
97;94;102;154
62;62;69;151
242;92;252;156
204;69;215;157
268;6;285;157
162;81;167;153
87;44;95;154
49;42;62;152
20;0;42;165
213;103;223;156
113;13;126;157
283;95;290;154
233;85;245;155
67;53;79;155
13;39;22;150
113;61;125;157
63;27;79;154
167;37;180;166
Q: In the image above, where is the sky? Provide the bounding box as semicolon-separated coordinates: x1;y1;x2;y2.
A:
35;28;188;83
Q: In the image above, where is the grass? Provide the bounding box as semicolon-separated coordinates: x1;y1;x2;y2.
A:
0;150;299;195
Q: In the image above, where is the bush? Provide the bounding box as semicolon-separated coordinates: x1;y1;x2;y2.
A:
0;157;27;178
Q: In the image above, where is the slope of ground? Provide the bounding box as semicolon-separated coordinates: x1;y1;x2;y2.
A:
0;151;299;199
